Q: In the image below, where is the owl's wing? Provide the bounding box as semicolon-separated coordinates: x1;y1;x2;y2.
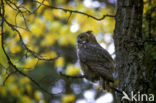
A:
78;43;114;82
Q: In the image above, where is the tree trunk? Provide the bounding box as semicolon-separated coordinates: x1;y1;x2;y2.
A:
113;0;148;102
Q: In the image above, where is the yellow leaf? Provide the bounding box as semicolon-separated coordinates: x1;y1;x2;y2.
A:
20;29;31;44
34;91;43;100
65;64;80;76
62;94;75;103
5;75;16;86
43;9;53;20
24;57;38;69
19;77;30;85
21;95;31;103
41;33;58;46
38;0;51;5
0;35;9;68
25;84;32;94
55;57;64;67
31;19;46;37
9;84;20;95
10;45;21;54
0;86;7;96
41;51;57;59
5;5;17;24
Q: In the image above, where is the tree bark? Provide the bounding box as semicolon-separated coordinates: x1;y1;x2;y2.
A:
113;0;148;102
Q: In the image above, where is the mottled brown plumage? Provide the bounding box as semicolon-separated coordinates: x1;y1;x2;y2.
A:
76;31;115;90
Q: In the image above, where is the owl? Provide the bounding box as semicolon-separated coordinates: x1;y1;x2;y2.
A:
76;31;115;90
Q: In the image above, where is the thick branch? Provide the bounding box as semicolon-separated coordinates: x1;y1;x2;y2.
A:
59;72;122;94
59;72;86;78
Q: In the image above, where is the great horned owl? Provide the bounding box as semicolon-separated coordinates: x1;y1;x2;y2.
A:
76;30;115;90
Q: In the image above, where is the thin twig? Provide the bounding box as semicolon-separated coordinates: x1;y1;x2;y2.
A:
5;0;29;29
34;0;116;21
3;71;17;86
5;0;115;21
67;12;72;23
30;0;45;14
0;0;57;97
20;12;29;30
15;11;20;26
5;0;31;13
4;18;59;61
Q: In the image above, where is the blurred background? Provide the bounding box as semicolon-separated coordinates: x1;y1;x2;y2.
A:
0;0;155;103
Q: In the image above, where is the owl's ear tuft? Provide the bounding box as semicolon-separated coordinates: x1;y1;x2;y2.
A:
86;30;93;34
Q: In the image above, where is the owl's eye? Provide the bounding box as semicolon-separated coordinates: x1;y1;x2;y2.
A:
80;36;89;43
77;34;88;44
80;36;87;42
80;36;85;39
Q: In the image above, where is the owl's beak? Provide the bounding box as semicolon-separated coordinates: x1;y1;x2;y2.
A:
82;41;86;44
